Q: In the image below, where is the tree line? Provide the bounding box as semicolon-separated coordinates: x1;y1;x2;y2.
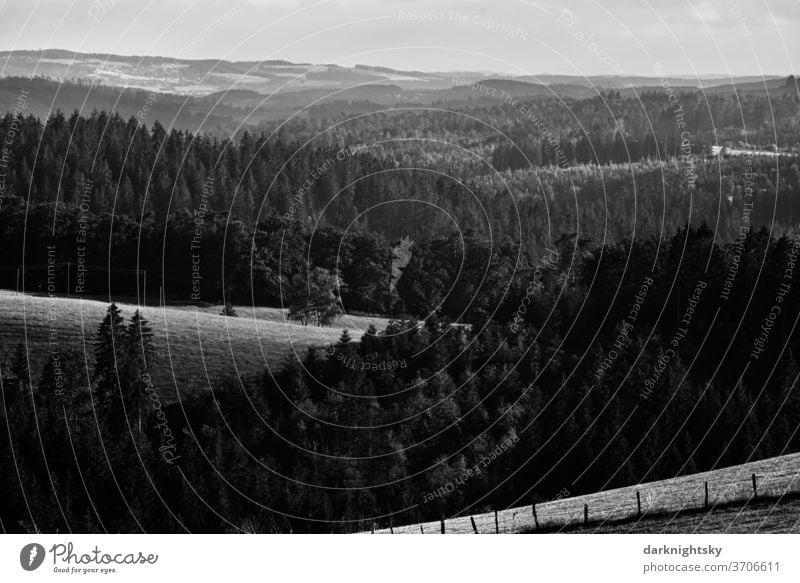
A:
2;93;799;250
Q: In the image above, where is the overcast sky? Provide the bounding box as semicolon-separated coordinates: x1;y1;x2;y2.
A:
1;0;796;76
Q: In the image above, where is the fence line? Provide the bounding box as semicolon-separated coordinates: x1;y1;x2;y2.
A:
368;452;800;534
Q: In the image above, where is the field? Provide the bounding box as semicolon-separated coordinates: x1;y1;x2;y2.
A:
0;290;389;401
374;453;800;534
585;497;800;534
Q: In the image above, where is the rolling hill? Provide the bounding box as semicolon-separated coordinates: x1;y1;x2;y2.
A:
1;50;793;136
0;49;467;95
0;289;388;402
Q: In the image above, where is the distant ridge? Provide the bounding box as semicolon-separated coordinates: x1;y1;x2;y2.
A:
0;49;789;97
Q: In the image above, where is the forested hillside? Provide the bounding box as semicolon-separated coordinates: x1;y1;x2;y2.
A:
2;86;800;532
3;225;800;532
2;89;800;309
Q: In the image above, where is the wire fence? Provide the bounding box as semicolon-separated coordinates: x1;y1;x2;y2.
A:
368;452;800;534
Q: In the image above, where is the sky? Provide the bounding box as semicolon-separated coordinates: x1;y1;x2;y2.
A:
0;0;797;77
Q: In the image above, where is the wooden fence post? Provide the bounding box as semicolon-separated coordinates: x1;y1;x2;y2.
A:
371;522;375;534
532;503;540;530
583;504;589;526
471;516;478;534
704;481;709;509
636;491;642;517
420;524;424;534
752;473;758;501
440;517;445;534
494;510;500;534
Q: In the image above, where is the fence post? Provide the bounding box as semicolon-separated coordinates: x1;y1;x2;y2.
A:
704;481;709;509
420;524;424;534
494;510;499;534
532;503;540;530
441;517;445;534
371;522;375;534
584;504;589;526
637;491;642;517
471;516;478;534
752;473;758;501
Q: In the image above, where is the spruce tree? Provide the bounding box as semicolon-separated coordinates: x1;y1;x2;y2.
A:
125;310;156;433
93;304;126;427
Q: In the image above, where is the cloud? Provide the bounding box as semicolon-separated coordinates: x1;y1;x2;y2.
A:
0;0;796;76
689;1;723;24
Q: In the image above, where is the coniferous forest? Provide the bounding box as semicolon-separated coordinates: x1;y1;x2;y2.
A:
2;82;800;533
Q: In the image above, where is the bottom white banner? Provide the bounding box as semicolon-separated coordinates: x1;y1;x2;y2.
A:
0;534;798;582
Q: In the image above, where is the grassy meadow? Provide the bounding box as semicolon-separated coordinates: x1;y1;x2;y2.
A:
0;289;387;402
374;453;800;534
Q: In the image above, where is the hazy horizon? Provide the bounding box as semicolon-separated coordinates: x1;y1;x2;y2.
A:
0;46;792;80
0;0;796;78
